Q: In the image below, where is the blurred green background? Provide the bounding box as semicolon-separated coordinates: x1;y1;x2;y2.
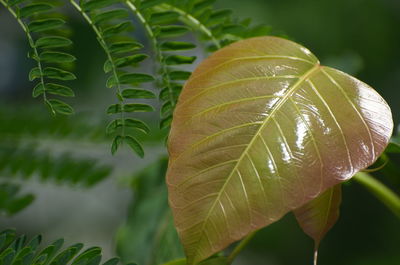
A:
0;0;399;265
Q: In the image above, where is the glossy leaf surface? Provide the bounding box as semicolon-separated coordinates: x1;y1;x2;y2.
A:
166;36;393;264
294;185;342;247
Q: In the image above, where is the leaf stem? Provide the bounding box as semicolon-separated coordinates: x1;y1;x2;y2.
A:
226;231;257;264
353;172;400;219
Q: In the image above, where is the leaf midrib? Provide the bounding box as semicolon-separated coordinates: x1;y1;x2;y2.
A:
190;63;321;263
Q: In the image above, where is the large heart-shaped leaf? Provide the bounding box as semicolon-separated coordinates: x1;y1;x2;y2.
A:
166;36;393;264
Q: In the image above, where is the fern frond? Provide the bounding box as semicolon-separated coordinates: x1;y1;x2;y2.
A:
69;0;155;157
125;0;197;131
0;229;126;265
0;0;76;115
0;142;113;215
0;143;112;188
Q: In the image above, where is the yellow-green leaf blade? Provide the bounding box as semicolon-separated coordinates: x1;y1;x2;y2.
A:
167;36;393;264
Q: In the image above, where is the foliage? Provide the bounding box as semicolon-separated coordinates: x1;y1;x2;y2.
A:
0;229;128;265
0;1;399;265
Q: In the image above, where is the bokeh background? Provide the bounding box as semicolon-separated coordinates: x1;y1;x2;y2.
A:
0;0;399;265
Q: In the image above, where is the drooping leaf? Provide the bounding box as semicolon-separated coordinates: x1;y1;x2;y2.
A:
166;36;393;264
294;185;342;256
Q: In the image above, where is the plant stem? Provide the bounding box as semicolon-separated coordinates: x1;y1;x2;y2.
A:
226;231;257;264
353;172;400;219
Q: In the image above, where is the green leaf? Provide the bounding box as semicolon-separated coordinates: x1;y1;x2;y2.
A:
385;140;400;153
150;11;179;25
29;68;41;81
124;136;144;158
92;9;129;24
157;26;189;38
206;9;233;26
28;19;65;33
82;0;121;11
167;36;393;264
107;73;154;87
160;41;196;51
43;67;76;81
123;104;154;113
19;3;53;19
106;104;153;114
109;41;143;54
165;55;196;65
121;89;155;99
111;136;123;155
46;99;74;115
294;185;342;249
106;118;150;134
35;37;72;49
46;83;75;97
32;83;74;98
40;52;76;63
160;115;172;130
103;22;133;38
115;54;148;68
169;71;191;80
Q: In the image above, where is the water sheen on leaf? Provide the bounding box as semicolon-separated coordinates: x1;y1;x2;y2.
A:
166;36;393;264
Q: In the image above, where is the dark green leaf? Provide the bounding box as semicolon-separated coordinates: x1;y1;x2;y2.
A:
124;136;144;158
19;3;53;19
103;22;133;38
115;54;148;68
160;115;172;130
35;37;72;49
40;52;76;63
107;118;150;135
150;11;179;25
46;99;74;115
92;9;129;24
111;136;123;155
43;67;76;81
109;41;143;54
124;104;154;113
82;0;121;11
46;83;75;97
160;41;196;51
165;55;196;65
28;19;65;33
157;26;189;38
121;89;155;99
169;71;191;80
107;73;154;87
